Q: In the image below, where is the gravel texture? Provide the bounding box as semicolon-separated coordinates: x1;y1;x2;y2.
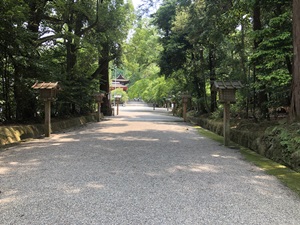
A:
0;104;300;225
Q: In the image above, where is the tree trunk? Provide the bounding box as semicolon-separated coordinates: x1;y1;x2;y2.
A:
27;0;48;34
194;48;208;113
66;40;77;81
290;0;300;121
13;63;37;122
2;51;12;121
99;44;112;116
253;0;262;45
240;18;249;118
252;0;269;118
209;47;217;112
99;62;112;116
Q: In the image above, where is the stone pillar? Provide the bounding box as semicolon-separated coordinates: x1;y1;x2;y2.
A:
183;101;187;122
97;102;101;122
116;100;120;115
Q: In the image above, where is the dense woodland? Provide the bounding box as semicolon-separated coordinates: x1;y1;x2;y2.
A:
0;0;134;122
1;0;300;123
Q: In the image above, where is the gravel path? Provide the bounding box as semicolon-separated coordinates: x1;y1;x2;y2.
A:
0;104;300;225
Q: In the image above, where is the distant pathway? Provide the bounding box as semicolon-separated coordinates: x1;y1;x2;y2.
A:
1;103;300;224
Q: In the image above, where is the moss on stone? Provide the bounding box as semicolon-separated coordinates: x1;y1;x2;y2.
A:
195;125;300;197
0;115;97;146
189;115;300;172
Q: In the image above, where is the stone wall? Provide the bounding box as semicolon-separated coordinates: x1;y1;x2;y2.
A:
0;115;97;146
188;116;300;172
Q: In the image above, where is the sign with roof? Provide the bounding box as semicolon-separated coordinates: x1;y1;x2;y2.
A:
32;82;60;101
213;81;243;104
32;81;60;137
213;80;243;146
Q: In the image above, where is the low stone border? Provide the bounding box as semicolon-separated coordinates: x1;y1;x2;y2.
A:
0;115;97;146
188;116;300;172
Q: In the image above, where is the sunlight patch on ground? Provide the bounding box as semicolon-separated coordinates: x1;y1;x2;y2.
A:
0;190;18;204
51;143;62;146
253;175;277;181
51;137;80;142
0;196;16;204
211;154;237;159
0;167;10;174
167;164;219;173
145;172;164;177
19;159;40;167
86;182;104;189
62;186;81;194
61;182;105;194
100;136;159;142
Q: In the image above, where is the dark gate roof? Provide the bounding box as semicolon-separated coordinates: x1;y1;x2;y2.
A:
113;74;129;85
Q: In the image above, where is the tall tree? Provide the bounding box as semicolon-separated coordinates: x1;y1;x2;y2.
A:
0;0;39;121
89;0;134;115
0;0;134;122
250;0;292;119
290;0;300;120
122;19;162;83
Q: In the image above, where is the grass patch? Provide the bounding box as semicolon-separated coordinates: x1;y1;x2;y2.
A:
240;147;300;197
195;126;224;143
195;126;300;198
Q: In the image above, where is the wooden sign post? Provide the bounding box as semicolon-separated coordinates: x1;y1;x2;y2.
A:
32;82;60;137
213;81;243;146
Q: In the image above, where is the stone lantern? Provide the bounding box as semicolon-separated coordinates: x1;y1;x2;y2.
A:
114;94;122;115
32;82;60;137
166;97;171;111
213;81;243;146
181;93;191;122
94;92;105;122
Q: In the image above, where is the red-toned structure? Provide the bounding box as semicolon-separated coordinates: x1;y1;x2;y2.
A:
110;74;129;91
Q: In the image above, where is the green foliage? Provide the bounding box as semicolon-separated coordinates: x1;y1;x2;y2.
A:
150;0;293;117
122;18;162;82
0;0;295;121
128;76;175;105
248;1;292;114
268;125;300;167
111;88;129;103
0;0;134;122
128;79;150;99
153;0;192;77
122;17;181;105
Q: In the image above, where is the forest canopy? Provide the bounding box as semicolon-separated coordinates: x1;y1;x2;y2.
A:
0;0;134;122
1;0;300;123
125;0;299;120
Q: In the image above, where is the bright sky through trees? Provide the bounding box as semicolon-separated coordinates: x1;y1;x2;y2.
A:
132;0;143;9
